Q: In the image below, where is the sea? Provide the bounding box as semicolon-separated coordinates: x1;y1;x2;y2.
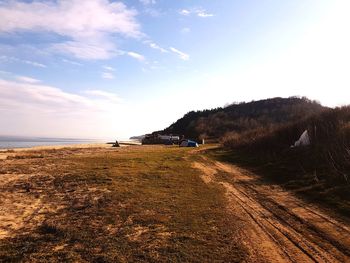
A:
0;136;107;149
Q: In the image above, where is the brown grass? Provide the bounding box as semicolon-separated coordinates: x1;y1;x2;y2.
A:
218;107;350;216
0;145;245;262
221;107;350;182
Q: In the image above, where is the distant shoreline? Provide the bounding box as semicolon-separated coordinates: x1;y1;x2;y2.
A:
0;142;110;153
0;136;143;150
0;135;107;150
0;141;142;155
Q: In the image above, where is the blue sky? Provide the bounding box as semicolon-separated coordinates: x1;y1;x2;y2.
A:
0;0;349;139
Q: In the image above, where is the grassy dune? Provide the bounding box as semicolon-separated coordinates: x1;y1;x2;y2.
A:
0;146;245;262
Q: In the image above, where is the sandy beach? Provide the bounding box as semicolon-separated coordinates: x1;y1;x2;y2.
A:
0;143;112;160
0;141;142;160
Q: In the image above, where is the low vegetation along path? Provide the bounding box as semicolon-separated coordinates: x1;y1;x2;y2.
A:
0;145;349;262
193;156;350;262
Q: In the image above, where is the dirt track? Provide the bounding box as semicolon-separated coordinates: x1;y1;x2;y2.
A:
194;159;350;263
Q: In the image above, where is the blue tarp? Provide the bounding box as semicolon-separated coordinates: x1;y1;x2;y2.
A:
180;140;199;147
187;140;198;147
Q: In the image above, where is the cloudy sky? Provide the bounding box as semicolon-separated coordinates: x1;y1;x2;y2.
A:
0;0;349;139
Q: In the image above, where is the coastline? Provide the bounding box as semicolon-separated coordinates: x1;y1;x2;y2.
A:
0;143;112;160
0;141;142;160
0;142;112;151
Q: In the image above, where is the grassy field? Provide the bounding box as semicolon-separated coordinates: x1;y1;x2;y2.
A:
0;145;245;262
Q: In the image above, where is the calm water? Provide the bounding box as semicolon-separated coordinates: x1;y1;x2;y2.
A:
0;136;105;149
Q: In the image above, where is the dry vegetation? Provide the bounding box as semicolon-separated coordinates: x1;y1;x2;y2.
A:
1;144;350;262
0;146;245;262
160;97;324;141
220;106;350;216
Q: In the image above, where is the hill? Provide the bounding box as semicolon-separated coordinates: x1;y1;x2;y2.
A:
218;106;350;215
129;135;145;140
159;97;326;141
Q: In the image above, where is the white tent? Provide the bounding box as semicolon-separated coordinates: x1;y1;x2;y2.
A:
292;130;311;147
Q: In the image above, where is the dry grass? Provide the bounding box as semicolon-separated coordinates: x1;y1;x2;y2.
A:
216;108;350;216
0;145;245;262
222;106;350;184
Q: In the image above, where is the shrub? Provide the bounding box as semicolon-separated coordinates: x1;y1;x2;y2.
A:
222;107;350;184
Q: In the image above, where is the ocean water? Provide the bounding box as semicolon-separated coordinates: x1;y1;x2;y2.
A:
0;136;105;149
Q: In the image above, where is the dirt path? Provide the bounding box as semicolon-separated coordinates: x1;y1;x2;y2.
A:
193;158;350;263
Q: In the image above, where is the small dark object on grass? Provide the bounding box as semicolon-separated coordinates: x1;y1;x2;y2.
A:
39;222;61;235
112;140;120;147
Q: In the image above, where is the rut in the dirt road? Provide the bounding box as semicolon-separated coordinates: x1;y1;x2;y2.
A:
193;158;350;263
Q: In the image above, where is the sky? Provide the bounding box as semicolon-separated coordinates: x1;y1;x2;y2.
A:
0;0;350;139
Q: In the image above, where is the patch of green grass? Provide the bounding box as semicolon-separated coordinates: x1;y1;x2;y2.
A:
0;146;246;262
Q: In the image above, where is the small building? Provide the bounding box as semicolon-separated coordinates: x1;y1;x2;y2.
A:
142;134;180;145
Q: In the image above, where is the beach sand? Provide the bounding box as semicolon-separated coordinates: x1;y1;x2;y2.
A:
0;143;112;160
0;141;141;160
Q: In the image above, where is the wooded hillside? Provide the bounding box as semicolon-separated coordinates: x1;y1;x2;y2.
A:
159;97;326;140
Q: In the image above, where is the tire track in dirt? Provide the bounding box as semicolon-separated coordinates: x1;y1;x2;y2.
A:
237;183;350;259
193;158;350;263
228;183;341;262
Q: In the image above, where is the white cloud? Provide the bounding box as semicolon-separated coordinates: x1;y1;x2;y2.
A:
180;9;191;16
197;11;214;18
138;1;161;17
62;59;83;66
16;76;41;84
23;60;47;68
179;8;214;18
139;0;156;5
0;78;124;138
51;41;116;60
103;66;115;71
127;51;145;61
101;72;115;79
101;66;116;79
84;89;121;103
144;8;162;17
0;55;47;68
169;47;189;61
0;0;141;60
0;79;92;110
149;42;168;53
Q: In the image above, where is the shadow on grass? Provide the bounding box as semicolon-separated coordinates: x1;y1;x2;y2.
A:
205;147;350;218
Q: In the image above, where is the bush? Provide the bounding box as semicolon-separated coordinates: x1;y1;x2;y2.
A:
222;107;350;184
